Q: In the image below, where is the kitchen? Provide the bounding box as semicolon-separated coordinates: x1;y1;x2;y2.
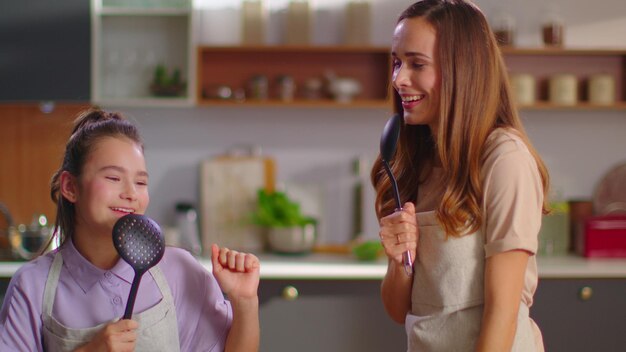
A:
1;0;625;351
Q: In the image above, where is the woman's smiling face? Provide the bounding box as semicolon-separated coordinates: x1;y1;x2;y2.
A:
392;17;440;132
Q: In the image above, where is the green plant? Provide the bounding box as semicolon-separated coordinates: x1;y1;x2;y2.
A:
151;64;186;96
352;240;383;261
251;189;315;228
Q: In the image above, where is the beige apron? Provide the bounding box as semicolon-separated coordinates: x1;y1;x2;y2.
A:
42;253;181;352
405;211;540;352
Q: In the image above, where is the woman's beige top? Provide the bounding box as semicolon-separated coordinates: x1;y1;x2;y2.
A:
406;128;544;351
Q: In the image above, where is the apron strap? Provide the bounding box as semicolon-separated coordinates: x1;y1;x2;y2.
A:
149;265;175;310
42;253;63;319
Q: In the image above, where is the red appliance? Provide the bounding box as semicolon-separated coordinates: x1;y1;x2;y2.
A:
582;215;626;257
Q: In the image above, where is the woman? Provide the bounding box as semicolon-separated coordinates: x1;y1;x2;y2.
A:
372;1;549;351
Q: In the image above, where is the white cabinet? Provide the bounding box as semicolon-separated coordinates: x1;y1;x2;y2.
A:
91;0;195;106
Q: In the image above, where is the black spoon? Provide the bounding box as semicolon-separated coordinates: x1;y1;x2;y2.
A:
112;214;165;319
379;113;413;276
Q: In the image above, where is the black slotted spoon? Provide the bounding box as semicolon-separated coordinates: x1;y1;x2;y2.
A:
379;113;413;276
112;214;165;319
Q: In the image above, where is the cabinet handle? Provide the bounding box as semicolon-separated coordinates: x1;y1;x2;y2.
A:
282;285;299;301
579;286;593;301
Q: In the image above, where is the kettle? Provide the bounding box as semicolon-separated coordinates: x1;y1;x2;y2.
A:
11;214;52;260
0;204;53;261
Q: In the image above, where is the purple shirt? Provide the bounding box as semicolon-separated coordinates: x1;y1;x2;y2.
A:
0;240;232;351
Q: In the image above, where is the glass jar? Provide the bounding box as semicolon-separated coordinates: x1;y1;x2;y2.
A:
492;11;515;46
542;5;564;46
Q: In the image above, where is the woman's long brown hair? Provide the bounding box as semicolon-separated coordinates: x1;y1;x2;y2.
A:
371;0;550;237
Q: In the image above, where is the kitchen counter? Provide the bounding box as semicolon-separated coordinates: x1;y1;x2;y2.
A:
3;253;624;279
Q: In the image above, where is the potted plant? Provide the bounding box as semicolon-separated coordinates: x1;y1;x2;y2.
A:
251;189;317;254
150;64;186;97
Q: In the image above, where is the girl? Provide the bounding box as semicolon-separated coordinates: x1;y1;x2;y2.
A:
372;1;549;351
0;109;260;351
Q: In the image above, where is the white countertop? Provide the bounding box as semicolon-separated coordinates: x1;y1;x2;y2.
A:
1;254;625;280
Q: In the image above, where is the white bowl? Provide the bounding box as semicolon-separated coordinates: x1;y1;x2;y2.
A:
267;224;316;254
328;78;362;103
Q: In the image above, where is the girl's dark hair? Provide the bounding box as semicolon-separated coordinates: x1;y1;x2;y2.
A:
49;108;143;247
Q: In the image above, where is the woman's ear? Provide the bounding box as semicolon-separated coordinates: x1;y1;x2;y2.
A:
60;171;78;203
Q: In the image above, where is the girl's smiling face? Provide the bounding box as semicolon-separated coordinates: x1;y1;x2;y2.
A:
392;17;440;132
63;136;149;240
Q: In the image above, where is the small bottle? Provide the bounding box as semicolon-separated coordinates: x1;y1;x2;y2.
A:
175;202;202;256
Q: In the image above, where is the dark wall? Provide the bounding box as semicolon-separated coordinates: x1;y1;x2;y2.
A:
0;0;90;101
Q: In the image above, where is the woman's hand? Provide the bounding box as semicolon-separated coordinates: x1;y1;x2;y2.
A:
211;244;260;302
74;319;138;352
379;202;418;266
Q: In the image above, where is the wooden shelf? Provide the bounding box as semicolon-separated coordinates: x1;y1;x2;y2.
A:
502;47;625;109
196;99;390;109
518;102;626;111
196;46;392;108
501;47;626;56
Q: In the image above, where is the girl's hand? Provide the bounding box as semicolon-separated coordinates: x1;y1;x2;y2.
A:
211;244;260;302
74;319;138;352
379;202;418;266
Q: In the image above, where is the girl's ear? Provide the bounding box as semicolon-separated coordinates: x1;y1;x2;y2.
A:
60;171;78;203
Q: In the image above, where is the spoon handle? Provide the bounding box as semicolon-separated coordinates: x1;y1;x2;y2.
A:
383;161;402;210
403;251;413;276
123;272;143;319
394;207;414;276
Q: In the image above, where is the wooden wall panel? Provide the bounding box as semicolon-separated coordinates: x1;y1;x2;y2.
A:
0;104;90;225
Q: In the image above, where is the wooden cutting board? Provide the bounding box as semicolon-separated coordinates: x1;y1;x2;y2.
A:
199;154;274;255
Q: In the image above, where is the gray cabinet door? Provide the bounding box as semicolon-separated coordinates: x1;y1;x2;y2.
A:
531;279;626;352
0;0;90;101
259;279;406;352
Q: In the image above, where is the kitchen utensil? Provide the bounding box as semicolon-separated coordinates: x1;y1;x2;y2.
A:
593;162;626;215
379;113;413;276
112;214;165;319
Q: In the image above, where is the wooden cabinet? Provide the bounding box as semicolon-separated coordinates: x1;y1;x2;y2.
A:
0;0;90;102
259;279;405;351
503;48;626;110
0;104;89;225
531;278;626;351
196;46;392;108
91;0;195;107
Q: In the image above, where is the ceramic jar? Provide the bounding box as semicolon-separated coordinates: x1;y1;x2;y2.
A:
549;74;578;105
588;74;615;105
510;74;536;106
